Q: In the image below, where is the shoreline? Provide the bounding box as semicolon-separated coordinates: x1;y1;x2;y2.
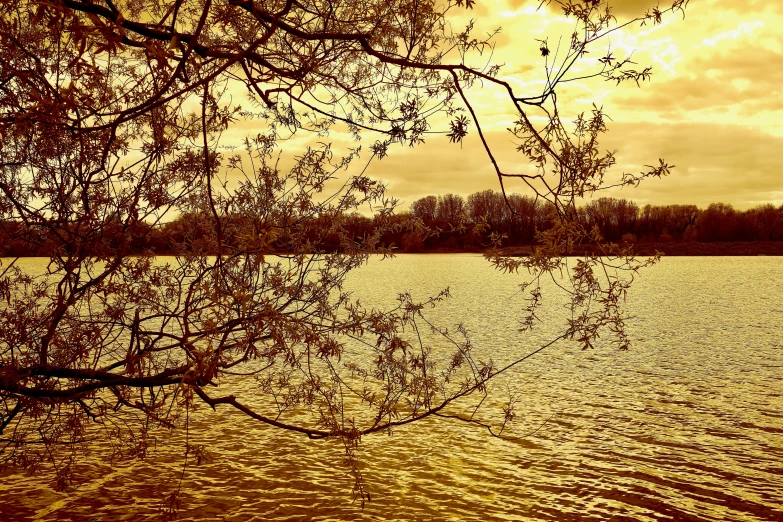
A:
414;241;783;256
3;242;783;258
397;241;783;256
497;241;783;257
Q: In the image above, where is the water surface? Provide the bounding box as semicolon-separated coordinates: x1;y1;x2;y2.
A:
2;255;782;521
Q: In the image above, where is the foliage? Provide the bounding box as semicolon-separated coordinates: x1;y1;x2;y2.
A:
3;196;782;256
1;0;688;504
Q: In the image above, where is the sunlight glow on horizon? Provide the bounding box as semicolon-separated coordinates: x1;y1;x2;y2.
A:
363;0;783;211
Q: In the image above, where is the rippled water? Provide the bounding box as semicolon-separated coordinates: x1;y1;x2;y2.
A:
2;255;782;521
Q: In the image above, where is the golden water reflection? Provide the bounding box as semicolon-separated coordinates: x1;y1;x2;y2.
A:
2;255;782;521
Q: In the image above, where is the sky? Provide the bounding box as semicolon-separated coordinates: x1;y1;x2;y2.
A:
360;0;783;210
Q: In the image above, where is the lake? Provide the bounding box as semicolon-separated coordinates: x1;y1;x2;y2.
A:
2;255;782;521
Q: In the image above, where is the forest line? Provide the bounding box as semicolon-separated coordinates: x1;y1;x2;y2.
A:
2;191;783;257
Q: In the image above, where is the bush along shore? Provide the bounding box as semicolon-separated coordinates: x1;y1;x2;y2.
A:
2;194;782;257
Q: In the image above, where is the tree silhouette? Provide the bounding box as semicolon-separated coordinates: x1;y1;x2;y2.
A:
436;194;466;225
1;0;689;503
410;195;437;226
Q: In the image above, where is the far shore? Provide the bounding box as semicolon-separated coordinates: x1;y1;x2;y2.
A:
3;241;783;259
467;241;783;256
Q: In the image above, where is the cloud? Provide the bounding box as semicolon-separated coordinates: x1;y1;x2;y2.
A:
613;66;782;115
600;0;661;18
345;0;783;211
598;122;783;208
609;39;783;135
519;0;684;19
367;132;501;203
366;118;783;211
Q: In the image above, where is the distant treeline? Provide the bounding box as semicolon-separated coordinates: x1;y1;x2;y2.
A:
393;193;783;252
2;192;783;256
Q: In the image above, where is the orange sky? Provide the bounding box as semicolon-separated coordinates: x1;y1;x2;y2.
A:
362;0;783;210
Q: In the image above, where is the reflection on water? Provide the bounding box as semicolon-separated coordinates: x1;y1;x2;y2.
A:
2;255;782;521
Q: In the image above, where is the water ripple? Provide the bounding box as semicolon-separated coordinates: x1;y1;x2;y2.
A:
2;256;782;521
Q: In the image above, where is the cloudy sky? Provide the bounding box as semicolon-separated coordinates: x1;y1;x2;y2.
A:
363;0;783;210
